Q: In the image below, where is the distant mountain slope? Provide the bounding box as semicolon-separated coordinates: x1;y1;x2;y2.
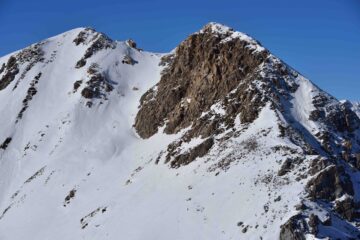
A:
0;23;359;240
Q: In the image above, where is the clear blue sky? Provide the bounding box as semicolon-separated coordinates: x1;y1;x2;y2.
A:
0;0;359;100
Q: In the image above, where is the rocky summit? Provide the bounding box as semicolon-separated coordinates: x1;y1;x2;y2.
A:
0;23;359;240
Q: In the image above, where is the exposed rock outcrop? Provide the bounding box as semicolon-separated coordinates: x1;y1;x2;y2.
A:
74;28;115;69
279;214;307;240
16;72;42;122
0;137;12;150
79;63;114;106
0;56;19;90
306;165;353;201
334;195;358;221
278;157;304;176
167;137;214;168
135;23;269;139
0;42;44;91
122;55;137;65
308;214;320;235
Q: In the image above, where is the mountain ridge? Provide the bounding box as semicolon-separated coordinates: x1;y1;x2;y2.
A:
0;23;359;240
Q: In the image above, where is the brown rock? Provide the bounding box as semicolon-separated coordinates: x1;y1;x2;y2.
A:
309;109;324;121
73;28;93;45
0;63;5;74
306;165;354;201
334;195;356;221
279;214;306;240
122;55;137;65
308;157;331;176
79;72;113;101
73;80;83;92
135;26;268;139
126;39;137;48
0;56;19;91
308;214;319;235
278;157;304;176
75;59;87;68
81;87;94;99
170;138;214;168
16;72;42;122
74;30;114;69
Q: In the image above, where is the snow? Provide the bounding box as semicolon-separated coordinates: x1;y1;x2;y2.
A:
290;75;319;132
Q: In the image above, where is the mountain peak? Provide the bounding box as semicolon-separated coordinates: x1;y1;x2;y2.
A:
201;22;234;34
0;23;360;240
199;22;265;53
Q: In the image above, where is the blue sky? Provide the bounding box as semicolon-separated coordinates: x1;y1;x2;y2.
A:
0;0;359;100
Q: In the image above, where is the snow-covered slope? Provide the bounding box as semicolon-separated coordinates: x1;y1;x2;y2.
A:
0;23;359;240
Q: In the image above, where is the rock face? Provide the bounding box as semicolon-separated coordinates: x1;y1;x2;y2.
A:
334;195;358;221
0;41;44;91
306;165;353;201
135;24;268;139
169;137;214;168
0;23;360;240
279;214;307;240
74;28;115;69
16;72;42;122
80;63;114;106
0;137;12;150
0;56;19;90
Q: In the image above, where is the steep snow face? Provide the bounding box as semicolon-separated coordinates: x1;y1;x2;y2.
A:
0;24;359;240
